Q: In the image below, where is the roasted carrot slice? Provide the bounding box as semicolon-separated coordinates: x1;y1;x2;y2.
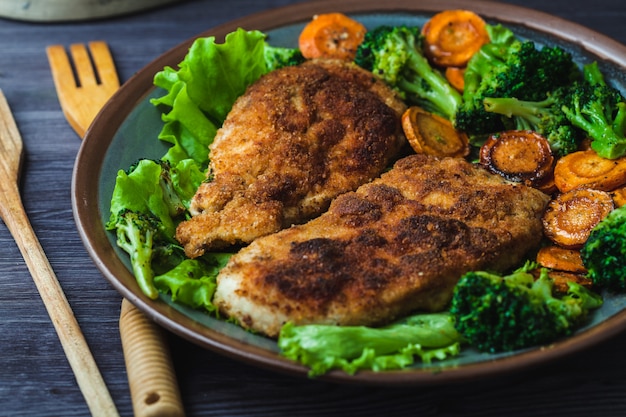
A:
422;9;490;68
401;106;469;158
553;149;626;193
445;66;465;92
536;245;587;274
298;13;366;60
548;271;593;293
534;174;558;195
479;130;555;186
610;184;626;207
529;268;593;293
542;188;615;249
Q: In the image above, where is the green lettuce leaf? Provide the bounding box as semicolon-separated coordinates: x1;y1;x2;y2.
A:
154;254;232;312
107;158;204;237
170;159;206;209
158;119;212;167
151;28;271;158
110;28;279;300
278;313;463;376
107;159;177;237
176;29;268;122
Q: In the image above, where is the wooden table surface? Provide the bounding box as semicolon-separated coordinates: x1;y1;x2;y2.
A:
1;0;626;415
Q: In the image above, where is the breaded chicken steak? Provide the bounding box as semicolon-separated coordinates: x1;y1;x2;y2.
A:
214;154;551;338
176;59;407;258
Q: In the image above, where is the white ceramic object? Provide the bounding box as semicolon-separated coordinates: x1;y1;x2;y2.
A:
0;0;182;22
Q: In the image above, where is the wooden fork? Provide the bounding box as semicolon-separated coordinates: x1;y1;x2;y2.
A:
47;42;119;137
0;90;118;416
47;42;185;417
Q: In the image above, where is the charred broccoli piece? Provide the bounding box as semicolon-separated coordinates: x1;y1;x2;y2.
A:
107;158;198;298
455;24;580;139
560;62;626;159
482;87;582;157
112;210;181;299
354;25;462;121
481;62;626;158
450;264;603;353
581;205;626;291
264;44;305;72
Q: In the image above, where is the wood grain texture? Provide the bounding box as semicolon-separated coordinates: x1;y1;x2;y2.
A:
1;0;626;416
47;41;120;137
120;299;184;417
0;91;118;416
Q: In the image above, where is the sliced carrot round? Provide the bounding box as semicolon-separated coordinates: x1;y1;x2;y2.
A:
479;130;555;186
610;184;626;207
401;106;469;158
536;245;587;274
422;9;490;68
298;13;366;60
542;188;615;249
528;268;592;293
553;149;626;193
546;270;594;293
445;66;465;92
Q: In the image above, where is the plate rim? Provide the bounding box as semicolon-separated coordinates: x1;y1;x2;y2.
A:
72;0;626;385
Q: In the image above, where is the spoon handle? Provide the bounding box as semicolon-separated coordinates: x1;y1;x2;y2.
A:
119;298;185;417
0;181;119;417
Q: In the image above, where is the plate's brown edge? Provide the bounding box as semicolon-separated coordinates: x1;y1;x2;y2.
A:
72;0;626;385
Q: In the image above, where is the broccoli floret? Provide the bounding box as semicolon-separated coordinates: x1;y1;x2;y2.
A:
560;62;626;159
481;62;626;158
113;210;165;299
152;159;186;217
583;60;607;85
264;44;305;72
581;205;626;291
354;25;462;121
113;208;187;298
455;24;580;138
483;87;582;157
450;264;603;353
108;158;194;298
151;241;187;276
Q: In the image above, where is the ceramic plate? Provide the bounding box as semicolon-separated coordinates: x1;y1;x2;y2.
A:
73;0;626;385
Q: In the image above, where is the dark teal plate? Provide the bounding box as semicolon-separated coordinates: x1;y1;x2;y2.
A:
73;0;626;385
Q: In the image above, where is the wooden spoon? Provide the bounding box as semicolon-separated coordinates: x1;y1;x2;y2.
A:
0;89;119;416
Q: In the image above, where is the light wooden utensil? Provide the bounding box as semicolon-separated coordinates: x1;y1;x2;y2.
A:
47;41;185;417
0;90;119;416
47;41;120;138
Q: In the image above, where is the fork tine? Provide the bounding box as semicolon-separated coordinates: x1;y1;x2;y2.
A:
69;43;98;87
89;41;120;87
46;45;78;90
47;41;120;137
